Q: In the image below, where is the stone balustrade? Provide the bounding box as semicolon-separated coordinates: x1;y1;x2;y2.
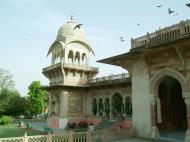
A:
43;63;62;72
131;19;190;48
43;63;98;72
89;73;129;84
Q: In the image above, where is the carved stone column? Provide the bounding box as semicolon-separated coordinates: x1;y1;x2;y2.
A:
183;92;190;142
59;91;68;118
59;93;64;117
96;100;99;117
150;95;160;138
48;93;52;117
123;100;125;117
103;101;106;116
110;99;113;119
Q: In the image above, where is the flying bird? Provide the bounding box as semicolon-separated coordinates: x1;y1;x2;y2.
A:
120;37;125;42
73;24;83;30
186;3;190;8
168;8;175;14
137;23;140;26
157;5;162;8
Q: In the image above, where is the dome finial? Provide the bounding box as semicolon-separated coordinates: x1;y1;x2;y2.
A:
70;14;73;20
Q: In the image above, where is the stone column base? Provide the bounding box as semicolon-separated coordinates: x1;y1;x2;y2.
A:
151;126;160;138
185;129;190;142
48;117;68;129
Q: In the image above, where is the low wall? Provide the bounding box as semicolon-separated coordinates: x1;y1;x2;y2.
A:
68;118;102;125
48;117;102;129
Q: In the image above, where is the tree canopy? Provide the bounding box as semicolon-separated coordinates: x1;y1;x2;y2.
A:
0;89;20;115
0;68;15;91
6;95;29;117
28;81;46;116
0;68;17;116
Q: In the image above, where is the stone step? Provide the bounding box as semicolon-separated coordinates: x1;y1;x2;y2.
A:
94;120;118;130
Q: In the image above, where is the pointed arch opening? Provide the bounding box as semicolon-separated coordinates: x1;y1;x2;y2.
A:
68;50;74;64
157;76;187;132
125;96;132;117
75;51;80;65
112;93;123;117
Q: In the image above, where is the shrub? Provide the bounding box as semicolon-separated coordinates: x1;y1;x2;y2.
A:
77;121;88;128
67;123;76;129
0;116;12;125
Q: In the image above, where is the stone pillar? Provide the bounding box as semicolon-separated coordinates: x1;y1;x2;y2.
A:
48;93;52;117
123;100;125;117
58;91;69;129
103;102;106;116
183;92;190;142
96;100;99;117
150;95;160;138
59;91;69;118
59;93;64;117
51;56;55;65
110;100;113;119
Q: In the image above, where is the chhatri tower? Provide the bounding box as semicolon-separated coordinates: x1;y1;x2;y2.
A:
42;16;99;128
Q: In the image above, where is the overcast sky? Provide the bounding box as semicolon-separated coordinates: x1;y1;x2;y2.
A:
0;0;190;96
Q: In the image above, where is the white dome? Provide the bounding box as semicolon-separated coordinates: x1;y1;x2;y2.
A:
57;16;85;41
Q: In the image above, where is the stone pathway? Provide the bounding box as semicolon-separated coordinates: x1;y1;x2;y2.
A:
113;136;183;142
113;137;168;142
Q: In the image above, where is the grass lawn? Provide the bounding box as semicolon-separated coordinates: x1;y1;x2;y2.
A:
0;123;47;138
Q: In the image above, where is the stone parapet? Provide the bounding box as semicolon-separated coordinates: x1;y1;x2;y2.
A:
131;19;190;48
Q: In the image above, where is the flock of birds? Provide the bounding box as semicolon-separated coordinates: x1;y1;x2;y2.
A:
24;3;190;42
119;2;190;42
23;2;190;42
25;2;190;42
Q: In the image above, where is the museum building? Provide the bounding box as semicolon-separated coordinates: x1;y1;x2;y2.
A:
42;17;190;141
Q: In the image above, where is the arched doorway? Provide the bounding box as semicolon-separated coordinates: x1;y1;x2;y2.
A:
157;76;187;132
112;93;123;117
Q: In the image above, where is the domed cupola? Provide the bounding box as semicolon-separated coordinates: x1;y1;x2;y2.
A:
56;16;85;42
43;16;98;89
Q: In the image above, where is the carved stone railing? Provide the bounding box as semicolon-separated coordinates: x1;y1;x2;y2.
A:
43;63;62;72
62;63;99;72
131;19;190;48
43;63;98;73
89;73;129;84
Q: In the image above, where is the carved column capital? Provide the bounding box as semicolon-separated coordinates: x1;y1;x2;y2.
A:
150;95;158;105
185;98;190;106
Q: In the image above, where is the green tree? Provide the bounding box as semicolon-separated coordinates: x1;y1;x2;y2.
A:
6;95;29;117
0;88;19;115
0;68;15;91
28;81;46;117
0;68;28;117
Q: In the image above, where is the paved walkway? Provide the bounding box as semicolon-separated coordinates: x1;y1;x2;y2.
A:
113;135;184;142
113;137;170;142
114;129;185;142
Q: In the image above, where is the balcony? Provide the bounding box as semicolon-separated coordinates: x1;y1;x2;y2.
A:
43;62;98;73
